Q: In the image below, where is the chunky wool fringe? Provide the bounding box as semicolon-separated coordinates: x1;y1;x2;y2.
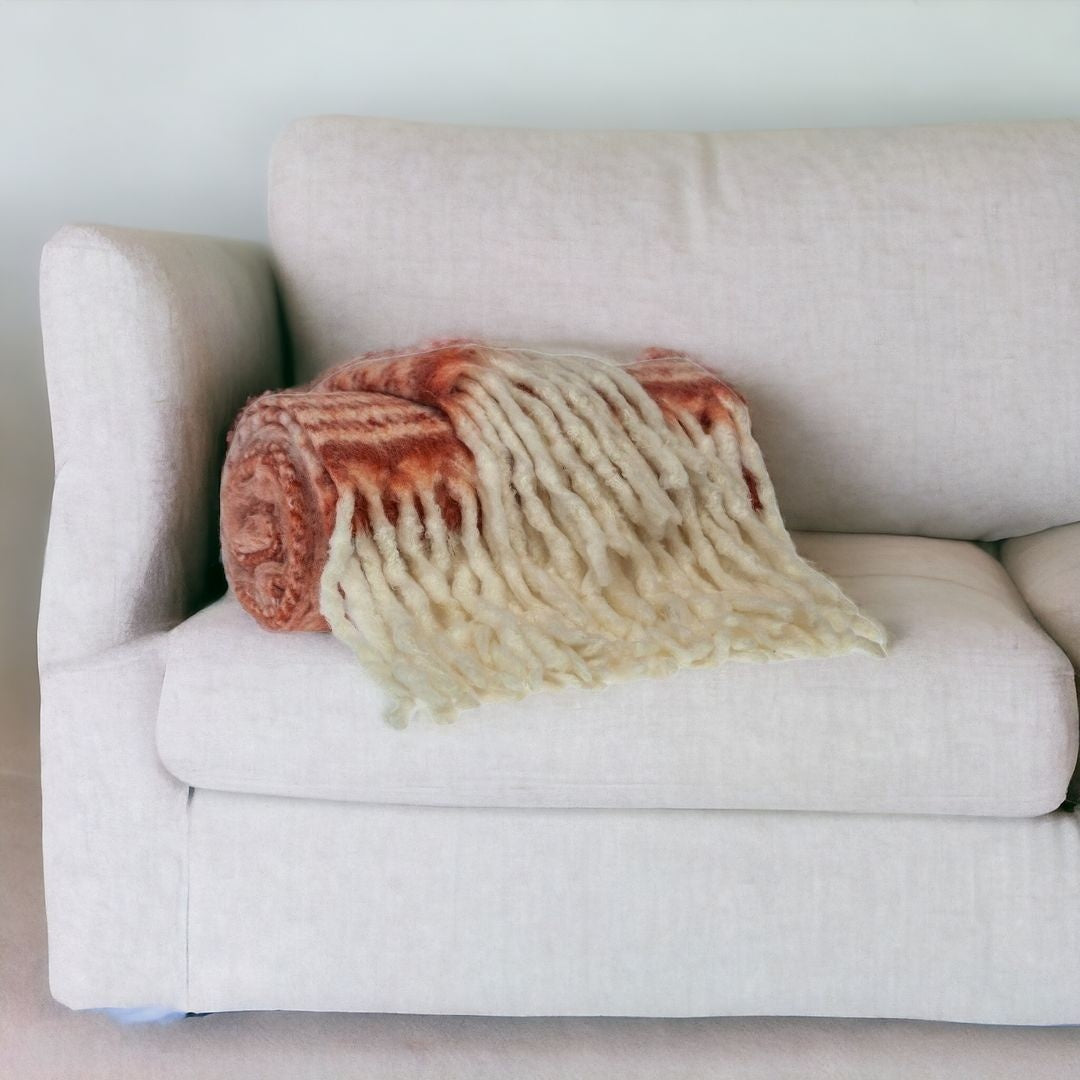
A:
311;344;885;726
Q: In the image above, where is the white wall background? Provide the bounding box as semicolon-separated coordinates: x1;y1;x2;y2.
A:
3;0;1080;750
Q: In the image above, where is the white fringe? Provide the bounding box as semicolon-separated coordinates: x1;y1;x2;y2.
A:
319;346;886;725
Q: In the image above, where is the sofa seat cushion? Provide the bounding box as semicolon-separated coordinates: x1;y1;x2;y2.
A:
156;533;1078;816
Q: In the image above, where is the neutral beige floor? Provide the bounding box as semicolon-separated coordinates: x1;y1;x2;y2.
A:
4;700;1080;1079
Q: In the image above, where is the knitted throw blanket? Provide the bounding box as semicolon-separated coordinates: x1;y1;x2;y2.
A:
221;342;885;724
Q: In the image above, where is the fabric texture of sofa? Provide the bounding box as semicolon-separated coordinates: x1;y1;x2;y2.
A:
38;116;1080;1023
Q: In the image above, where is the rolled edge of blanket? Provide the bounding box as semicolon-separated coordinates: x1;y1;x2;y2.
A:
220;393;337;632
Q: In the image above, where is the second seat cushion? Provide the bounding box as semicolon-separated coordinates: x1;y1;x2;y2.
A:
156;533;1078;816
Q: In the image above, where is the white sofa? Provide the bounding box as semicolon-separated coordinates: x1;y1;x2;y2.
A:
38;116;1080;1023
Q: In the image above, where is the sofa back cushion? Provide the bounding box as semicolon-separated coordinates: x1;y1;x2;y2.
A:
268;116;1080;539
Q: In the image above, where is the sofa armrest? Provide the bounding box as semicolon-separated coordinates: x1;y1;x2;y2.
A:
1001;523;1080;670
38;225;284;1009
39;224;285;669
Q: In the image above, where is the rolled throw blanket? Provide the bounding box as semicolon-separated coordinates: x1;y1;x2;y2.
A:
221;341;885;724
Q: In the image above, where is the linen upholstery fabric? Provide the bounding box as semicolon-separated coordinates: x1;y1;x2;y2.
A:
13;772;1080;1075
269;116;1080;541
1002;522;1080;801
157;533;1077;816
39;225;285;667
186;789;1080;1024
38;225;284;1008
39;635;188;1010
1002;523;1080;670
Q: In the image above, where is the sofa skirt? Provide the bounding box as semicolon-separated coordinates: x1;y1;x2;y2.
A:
185;791;1080;1023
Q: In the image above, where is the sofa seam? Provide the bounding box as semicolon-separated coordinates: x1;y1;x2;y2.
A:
183;784;193;1011
159;773;1070;815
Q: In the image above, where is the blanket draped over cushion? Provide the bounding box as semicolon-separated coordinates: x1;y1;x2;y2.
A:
221;342;885;724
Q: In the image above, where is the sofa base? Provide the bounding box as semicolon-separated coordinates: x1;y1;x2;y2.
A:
186;790;1080;1023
